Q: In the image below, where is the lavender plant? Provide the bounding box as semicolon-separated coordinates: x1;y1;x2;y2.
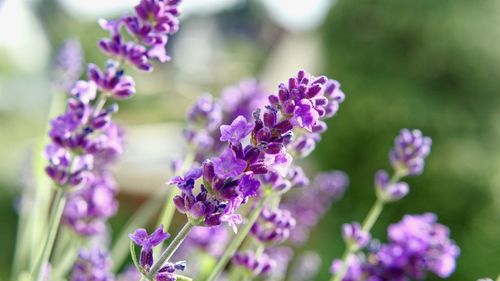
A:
9;0;479;281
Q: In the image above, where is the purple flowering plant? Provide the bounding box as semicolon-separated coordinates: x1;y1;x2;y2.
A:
8;1;476;281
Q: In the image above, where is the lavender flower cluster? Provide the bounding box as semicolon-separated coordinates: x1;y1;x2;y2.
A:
169;70;346;233
13;1;468;281
44;0;182;238
27;1;182;281
331;213;460;280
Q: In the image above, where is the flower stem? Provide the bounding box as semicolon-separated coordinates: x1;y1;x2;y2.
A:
330;245;353;281
205;195;270;281
361;198;385;232
331;198;385;281
332;172;403;281
148;222;194;278
31;188;66;281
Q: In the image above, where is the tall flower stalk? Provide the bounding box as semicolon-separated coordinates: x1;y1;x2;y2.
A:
331;129;432;281
25;0;183;280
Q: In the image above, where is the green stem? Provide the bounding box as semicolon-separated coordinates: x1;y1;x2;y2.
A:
332;172;403;281
93;94;108;116
12;92;65;281
361;198;385;233
148;222;194;278
50;239;80;280
332;199;385;281
205;195;270;281
31;189;66;281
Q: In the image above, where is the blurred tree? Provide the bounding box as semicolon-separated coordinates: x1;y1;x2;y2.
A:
313;0;500;280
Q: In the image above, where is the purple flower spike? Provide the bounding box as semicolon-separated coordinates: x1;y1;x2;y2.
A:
238;173;261;198
171;70;344;230
390;129;432;176
384;213;460;278
220;115;254;143
342;222;370;250
375;170;409;202
98;0;182;71
129;225;170;251
332;213;460;280
129;225;170;270
63;173;118;236
71;246;114;281
330;254;365;281
274;70;345;133
221;197;244;233
184;226;229;256
52;39;84;91
88;61;136;100
293;99;319;131
155;260;187;281
251;207;296;244
212;148;247;178
232;251;276;277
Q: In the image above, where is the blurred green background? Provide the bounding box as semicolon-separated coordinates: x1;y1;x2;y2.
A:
0;0;499;280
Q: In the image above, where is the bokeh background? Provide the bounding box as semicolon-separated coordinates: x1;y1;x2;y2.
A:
1;0;499;280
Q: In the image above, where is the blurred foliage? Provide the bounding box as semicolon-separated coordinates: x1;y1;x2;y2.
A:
0;182;17;279
310;0;500;280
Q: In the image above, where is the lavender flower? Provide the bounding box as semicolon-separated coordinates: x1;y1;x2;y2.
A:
220;115;254;144
390;129;432;176
88;61;136;99
286;78;345;157
183;94;223;159
71;246;114;281
380;213;460;278
44;76;124;188
184;226;229;256
375;170;409;202
98;0;182;71
220;79;268;124
330;254;366;281
156;261;187;281
332;213;460;280
282;171;349;245
232;251;276;277
265;247;294;279
129;225;170;270
342;222;371;250
62;173;118;235
170;70;345;233
261;165;309;192
52;39;84;91
250;207;296;244
184;80;267;161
